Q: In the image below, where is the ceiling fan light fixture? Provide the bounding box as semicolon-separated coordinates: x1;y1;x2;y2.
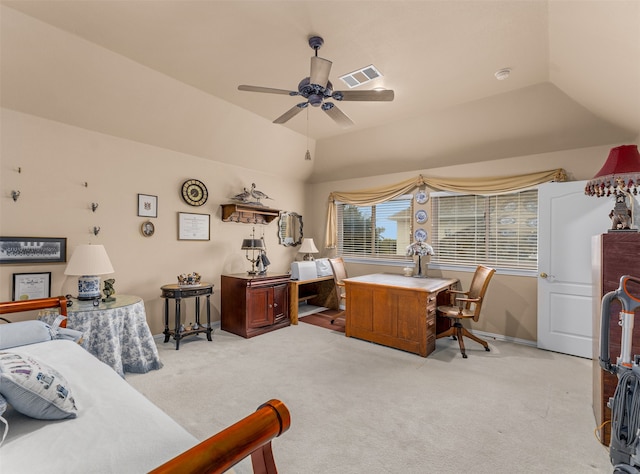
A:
340;64;383;89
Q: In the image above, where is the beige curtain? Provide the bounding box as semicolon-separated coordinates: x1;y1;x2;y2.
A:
325;168;566;248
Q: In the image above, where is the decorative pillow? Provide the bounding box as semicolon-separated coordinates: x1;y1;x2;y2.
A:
0;351;77;419
0;393;7;447
0;320;54;350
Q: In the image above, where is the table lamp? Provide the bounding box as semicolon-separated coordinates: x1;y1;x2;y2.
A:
64;244;115;300
241;238;265;275
585;144;640;231
299;238;319;261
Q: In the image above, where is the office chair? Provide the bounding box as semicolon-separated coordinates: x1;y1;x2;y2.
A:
328;257;347;324
436;265;496;358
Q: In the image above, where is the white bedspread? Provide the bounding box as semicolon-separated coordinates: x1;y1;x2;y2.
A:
1;340;198;473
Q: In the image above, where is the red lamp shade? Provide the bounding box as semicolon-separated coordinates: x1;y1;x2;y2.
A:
585;145;640;197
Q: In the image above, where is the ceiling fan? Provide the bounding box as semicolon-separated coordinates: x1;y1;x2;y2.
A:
238;36;394;128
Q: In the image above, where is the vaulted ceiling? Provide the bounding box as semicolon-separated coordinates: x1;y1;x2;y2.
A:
2;1;639;182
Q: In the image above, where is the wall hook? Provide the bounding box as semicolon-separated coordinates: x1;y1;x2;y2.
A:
84;182;88;187
11;190;20;201
17;167;22;174
93;226;101;236
91;202;99;212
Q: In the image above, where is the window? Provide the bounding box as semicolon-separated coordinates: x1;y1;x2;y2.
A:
431;189;538;270
336;195;413;260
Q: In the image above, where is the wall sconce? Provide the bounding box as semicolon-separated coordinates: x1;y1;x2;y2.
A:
11;190;20;202
91;203;99;212
93;226;101;236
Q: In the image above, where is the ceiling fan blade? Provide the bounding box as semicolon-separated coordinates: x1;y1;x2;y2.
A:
310;56;332;87
321;103;354;128
238;85;298;96
332;89;395;101
273;103;308;124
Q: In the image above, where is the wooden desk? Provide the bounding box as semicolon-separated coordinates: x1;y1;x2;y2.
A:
288;276;338;324
344;274;458;357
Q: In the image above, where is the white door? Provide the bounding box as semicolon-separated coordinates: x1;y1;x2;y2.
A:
537;181;612;358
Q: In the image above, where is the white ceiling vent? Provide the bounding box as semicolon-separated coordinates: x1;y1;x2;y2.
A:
339;65;383;89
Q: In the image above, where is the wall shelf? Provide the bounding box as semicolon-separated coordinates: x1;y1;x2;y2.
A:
220;203;280;224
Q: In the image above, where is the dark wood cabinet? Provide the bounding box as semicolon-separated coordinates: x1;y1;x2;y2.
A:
221;273;290;338
592;232;640;446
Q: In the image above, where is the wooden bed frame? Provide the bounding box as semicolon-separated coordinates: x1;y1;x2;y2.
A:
0;295;68;326
0;296;291;473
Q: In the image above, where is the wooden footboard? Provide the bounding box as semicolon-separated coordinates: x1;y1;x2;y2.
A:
0;296;68;327
150;399;291;474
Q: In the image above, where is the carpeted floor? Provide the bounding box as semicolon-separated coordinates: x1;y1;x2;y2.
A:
299;309;345;332
128;322;612;473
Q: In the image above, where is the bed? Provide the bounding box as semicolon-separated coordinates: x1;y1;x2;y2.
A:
0;297;290;473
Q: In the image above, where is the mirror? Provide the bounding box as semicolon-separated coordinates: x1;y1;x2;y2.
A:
278;212;303;247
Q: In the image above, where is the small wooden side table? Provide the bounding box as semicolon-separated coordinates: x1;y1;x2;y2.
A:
160;282;213;350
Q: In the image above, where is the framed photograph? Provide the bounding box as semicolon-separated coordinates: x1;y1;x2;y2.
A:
141;220;155;237
138;194;158;218
0;237;67;264
178;212;210;241
12;272;52;301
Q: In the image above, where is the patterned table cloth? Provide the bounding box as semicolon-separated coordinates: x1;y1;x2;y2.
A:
40;295;162;377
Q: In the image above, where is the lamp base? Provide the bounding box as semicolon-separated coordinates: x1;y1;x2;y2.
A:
77;275;102;300
302;254;315;261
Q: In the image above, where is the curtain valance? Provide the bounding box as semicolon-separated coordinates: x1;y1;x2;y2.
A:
325;168;566;248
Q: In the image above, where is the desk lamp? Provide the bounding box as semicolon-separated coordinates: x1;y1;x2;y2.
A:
298;238;319;261
241;237;266;275
585;145;640;231
64;244;115;300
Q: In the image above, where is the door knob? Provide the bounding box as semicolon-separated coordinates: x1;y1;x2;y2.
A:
540;272;548;279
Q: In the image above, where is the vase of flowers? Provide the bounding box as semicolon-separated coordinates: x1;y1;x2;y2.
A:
405;241;434;278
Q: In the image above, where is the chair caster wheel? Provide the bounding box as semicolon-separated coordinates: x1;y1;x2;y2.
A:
462;353;468;358
485;347;490;352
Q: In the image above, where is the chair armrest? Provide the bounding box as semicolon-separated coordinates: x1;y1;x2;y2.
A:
445;289;468;305
454;296;481;306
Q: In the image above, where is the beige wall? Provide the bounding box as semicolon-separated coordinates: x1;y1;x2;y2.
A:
0;109;306;334
305;144;621;343
2;4;638;344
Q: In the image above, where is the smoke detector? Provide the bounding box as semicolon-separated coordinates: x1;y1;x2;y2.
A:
494;68;511;81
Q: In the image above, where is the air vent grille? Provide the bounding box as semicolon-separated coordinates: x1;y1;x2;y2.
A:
339;65;383;89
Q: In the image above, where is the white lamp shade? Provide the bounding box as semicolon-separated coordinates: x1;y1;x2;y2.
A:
64;244;114;276
298;238;319;254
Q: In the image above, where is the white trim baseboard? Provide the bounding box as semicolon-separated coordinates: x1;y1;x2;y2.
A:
469;329;537;348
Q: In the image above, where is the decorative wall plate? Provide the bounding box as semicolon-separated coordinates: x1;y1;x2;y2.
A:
181;179;208;206
415;210;428;224
415;191;428;204
414;228;428;242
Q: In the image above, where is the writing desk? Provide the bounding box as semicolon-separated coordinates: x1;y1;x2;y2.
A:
288;275;338;324
344;274;458;357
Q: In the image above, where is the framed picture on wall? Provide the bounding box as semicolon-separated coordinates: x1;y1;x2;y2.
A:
138;194;158;218
0;237;67;264
178;212;210;241
12;272;52;301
